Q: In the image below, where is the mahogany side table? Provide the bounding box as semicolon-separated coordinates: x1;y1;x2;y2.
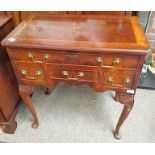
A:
2;15;148;139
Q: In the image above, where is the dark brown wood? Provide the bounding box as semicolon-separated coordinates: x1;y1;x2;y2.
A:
0;14;20;134
2;15;148;51
19;85;39;128
113;94;134;139
2;15;148;139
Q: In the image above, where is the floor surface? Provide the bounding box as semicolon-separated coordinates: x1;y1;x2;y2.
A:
0;83;155;143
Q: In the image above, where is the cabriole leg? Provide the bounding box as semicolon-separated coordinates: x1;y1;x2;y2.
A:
114;93;134;139
19;85;39;128
114;92;119;102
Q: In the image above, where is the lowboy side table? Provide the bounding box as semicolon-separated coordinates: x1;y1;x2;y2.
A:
2;15;148;139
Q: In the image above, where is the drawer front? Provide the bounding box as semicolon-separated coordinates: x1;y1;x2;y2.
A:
94;54;139;69
47;52;139;69
15;62;45;82
12;49;139;69
12;50;50;63
103;70;136;88
47;64;99;83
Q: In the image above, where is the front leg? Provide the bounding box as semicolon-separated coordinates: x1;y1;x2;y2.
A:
19;85;39;128
45;82;57;95
113;93;134;139
114;92;119;102
45;88;52;95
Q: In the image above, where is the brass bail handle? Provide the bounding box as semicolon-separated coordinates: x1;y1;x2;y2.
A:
28;52;49;63
21;69;42;80
96;57;121;68
107;76;131;86
62;71;85;80
62;71;76;80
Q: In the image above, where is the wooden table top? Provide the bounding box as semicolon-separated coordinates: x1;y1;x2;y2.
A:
2;15;148;53
0;15;11;29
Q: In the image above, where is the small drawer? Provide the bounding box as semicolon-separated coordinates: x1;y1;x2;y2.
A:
47;64;99;83
15;62;45;82
12;50;50;63
103;70;136;88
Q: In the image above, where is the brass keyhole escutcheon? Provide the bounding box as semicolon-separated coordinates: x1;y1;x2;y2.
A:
67;54;78;59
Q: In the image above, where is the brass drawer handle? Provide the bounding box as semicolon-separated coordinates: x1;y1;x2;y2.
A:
62;71;85;80
78;72;85;78
96;57;103;63
66;77;78;80
107;77;114;82
107;77;132;86
96;57;113;68
28;52;49;63
124;78;131;84
62;70;77;80
96;57;121;68
20;69;42;80
62;71;69;76
113;58;121;65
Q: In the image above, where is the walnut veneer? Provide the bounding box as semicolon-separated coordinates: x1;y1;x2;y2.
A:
1;15;148;139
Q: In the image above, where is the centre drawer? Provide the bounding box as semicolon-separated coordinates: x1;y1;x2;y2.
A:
46;64;99;83
12;49;139;69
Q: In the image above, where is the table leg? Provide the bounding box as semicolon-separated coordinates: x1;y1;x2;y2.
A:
45;88;52;95
114;92;119;102
113;93;134;139
45;82;57;95
19;85;39;128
